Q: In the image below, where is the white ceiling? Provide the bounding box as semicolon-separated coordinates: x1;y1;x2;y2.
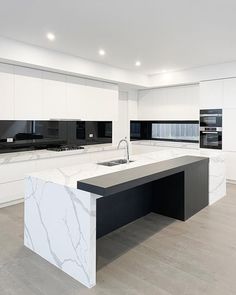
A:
0;0;236;75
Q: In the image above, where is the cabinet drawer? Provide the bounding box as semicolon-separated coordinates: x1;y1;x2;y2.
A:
0;180;24;205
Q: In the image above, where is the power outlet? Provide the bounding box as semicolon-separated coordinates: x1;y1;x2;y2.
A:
89;134;94;138
7;137;14;143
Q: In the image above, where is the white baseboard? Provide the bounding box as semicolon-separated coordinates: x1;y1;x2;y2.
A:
226;179;236;185
0;198;24;209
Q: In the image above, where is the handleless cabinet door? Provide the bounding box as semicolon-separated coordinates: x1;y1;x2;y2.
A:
200;80;223;109
224;152;236;181
222;109;236;151
0;63;14;119
223;78;236;108
85;80;119;121
66;76;87;120
42;72;67;119
66;77;118;120
14;66;43;120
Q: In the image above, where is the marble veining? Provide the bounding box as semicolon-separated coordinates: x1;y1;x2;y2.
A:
0;143;116;165
24;176;97;288
132;140;199;149
28;148;226;205
24;146;226;288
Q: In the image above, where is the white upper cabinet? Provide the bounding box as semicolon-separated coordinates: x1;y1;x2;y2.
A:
223;78;236;108
0;63;14;120
66;76;89;120
85;80;118;121
66;77;118;121
14;66;43;119
138;84;199;120
42;72;67;119
0;62;118;121
199;80;223;109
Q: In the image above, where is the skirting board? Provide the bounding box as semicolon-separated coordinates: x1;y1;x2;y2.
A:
227;179;236;185
0;198;23;208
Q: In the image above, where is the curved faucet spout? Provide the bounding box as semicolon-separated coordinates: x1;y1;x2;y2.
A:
117;138;130;163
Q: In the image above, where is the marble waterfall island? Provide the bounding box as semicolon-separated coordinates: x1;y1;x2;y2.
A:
24;149;226;288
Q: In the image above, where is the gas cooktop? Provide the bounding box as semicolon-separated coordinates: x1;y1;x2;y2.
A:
47;145;85;152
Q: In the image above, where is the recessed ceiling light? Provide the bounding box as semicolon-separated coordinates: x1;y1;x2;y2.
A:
46;32;55;41
135;61;141;67
99;49;106;56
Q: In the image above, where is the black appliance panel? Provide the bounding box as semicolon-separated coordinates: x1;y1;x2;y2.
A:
200;109;222;128
200;128;222;149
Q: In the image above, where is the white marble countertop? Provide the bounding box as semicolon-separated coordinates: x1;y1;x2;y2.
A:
0;143;117;165
132;140;199;149
29;147;224;190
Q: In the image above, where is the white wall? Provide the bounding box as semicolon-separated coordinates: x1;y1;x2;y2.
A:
149;61;236;88
138;84;199;120
113;90;138;145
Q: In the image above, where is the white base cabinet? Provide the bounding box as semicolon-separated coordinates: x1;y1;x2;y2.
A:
0;148;124;207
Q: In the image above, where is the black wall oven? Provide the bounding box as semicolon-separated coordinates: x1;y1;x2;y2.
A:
200;127;222;149
200;109;222;128
200;109;222;149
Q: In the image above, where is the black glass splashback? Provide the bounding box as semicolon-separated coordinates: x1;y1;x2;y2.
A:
130;120;199;143
0;120;112;154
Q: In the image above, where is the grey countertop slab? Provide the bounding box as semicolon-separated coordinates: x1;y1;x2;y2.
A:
77;155;209;196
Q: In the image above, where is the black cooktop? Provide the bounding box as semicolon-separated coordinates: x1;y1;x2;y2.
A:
47;144;85;152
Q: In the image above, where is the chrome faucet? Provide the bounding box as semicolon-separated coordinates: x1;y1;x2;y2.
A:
117;138;130;163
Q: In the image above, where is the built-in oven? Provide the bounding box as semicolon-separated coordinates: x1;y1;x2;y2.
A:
200;109;222;127
200;109;222;149
200;127;222;149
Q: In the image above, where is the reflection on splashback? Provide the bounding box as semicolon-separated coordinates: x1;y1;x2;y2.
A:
152;123;199;141
130;120;199;143
0;120;112;154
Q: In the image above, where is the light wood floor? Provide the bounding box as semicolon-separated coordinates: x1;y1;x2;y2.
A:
1;184;236;295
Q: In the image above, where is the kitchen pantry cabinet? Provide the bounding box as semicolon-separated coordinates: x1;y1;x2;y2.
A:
222;82;236;181
199;80;223;109
0;63;14;119
223;78;236;108
224;152;236;182
14;66;43;119
222;109;236;152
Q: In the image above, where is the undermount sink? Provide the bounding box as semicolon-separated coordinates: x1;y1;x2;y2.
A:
97;159;134;167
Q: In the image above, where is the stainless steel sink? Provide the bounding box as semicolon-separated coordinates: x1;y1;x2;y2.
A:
97;159;134;167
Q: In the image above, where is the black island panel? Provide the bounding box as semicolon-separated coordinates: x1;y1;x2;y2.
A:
77;156;209;238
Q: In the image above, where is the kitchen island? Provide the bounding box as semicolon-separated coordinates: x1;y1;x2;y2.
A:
24;148;226;288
